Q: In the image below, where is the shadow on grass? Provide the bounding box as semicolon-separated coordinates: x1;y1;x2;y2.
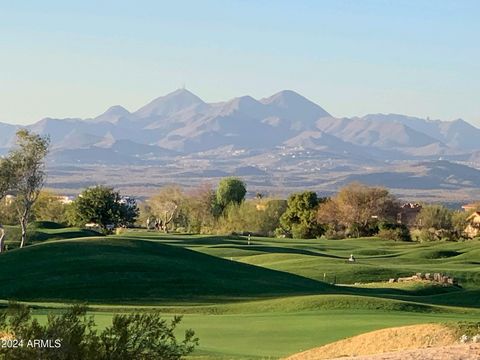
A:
208;245;344;259
121;234;247;246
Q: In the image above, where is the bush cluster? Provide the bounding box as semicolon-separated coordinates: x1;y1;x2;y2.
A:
0;303;198;360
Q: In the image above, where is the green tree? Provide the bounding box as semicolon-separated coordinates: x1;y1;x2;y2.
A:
317;183;399;237
261;199;288;236
218;198;287;237
32;190;68;224
183;184;216;233
215;177;246;212
0;157;15;252
377;222;411;242
217;202;258;235
70;186;138;232
414;204;454;241
279;191;324;239
0;302;198;360
0;200;17;226
452;210;469;239
416;204;452;230
8;129;50;248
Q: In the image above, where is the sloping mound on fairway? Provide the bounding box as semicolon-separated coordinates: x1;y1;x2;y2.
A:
153;294;447;315
284;323;457;360
0;238;332;303
4;224;102;249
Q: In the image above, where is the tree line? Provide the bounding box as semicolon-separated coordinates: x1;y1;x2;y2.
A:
1;130;478;248
4;178;474;244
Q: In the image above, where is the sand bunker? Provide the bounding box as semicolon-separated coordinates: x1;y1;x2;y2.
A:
328;343;480;360
285;324;459;360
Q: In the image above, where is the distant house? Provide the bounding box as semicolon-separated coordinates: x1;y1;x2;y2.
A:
4;194;16;206
3;193;74;205
55;195;74;205
465;212;480;238
119;196;137;208
85;222;114;231
255;199;268;211
462;203;480;212
397;203;422;227
85;222;100;229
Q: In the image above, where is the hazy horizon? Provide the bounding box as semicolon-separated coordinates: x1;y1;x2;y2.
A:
1;1;479;126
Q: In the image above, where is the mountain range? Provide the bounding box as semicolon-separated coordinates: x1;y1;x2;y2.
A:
1;88;479;160
1;89;480;199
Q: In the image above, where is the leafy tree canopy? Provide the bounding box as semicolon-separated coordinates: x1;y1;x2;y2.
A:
279;191;324;239
317;182;399;237
216;177;247;210
70;186;138;231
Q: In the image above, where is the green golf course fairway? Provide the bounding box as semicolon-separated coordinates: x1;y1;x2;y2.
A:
1;227;479;359
23;308;480;359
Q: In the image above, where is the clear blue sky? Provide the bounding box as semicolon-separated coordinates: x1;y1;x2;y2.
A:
1;0;479;125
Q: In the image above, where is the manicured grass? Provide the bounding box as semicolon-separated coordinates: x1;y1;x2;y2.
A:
0;237;333;303
4;221;101;249
26;306;480;359
177;310;479;359
1;229;480;358
121;232;480;307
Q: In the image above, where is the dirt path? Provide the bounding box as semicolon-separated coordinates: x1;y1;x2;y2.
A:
284;324;459;360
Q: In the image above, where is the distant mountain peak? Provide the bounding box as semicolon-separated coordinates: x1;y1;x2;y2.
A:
93;105;130;123
135;88;205;118
215;95;266;118
167;88;199;97
263;89;306;103
103;105;130;116
261;90;331;119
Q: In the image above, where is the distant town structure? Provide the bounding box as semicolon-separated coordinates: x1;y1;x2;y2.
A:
3;193;74;205
4;194;15;206
397;203;422;227
255;201;268;211
56;195;74;204
462;203;480;212
465;212;480;238
119;196;137;208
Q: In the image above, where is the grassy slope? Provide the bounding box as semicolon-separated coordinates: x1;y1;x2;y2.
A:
1;230;480;358
0;237;333;303
4;221;100;249
122;232;480;307
3;230;476;306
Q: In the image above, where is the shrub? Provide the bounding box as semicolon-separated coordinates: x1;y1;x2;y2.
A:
377;223;411;242
216;200;287;237
291;223;312;239
279;191;324;239
411;228;456;242
323;227;346;240
0;302;198;360
377;228;411;242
